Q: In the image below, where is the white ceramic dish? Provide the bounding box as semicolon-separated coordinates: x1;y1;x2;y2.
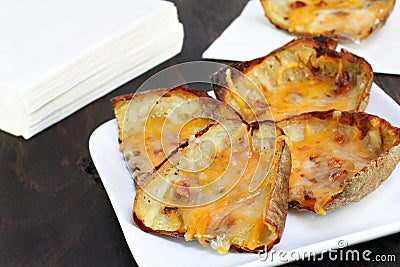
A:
89;84;400;267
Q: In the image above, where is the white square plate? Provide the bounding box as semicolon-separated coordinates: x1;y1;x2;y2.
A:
89;84;400;267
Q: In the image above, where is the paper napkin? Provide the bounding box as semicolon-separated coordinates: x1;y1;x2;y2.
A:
0;0;184;139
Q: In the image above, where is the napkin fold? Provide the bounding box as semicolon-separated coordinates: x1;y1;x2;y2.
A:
203;0;400;75
0;0;184;139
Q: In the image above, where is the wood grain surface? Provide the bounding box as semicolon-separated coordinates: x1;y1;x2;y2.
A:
1;1;399;266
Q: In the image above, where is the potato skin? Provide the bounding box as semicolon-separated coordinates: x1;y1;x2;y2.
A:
132;122;291;253
260;0;396;42
112;72;288;254
212;36;373;122
263;137;291;249
277;110;400;213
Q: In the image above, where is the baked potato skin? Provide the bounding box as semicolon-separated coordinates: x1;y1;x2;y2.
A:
212;36;373;122
260;0;396;42
277;110;400;213
132;122;291;253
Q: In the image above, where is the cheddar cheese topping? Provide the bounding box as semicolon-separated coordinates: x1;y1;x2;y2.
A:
282;116;380;214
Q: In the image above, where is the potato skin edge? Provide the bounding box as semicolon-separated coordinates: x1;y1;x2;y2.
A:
277;110;400;213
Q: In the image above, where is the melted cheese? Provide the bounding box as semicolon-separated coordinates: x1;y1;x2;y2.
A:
182;152;277;253
286;119;378;214
180;119;211;140
266;79;350;120
145;117;211;167
287;0;388;41
124;116;211;173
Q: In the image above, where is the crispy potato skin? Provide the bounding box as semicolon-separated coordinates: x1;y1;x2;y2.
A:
132;123;291;253
212;36;373;121
277;110;400;213
264;138;291;249
260;0;396;42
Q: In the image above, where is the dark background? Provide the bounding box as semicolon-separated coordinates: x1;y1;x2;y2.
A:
1;0;399;266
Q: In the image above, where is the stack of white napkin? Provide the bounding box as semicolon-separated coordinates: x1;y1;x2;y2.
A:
0;0;184;139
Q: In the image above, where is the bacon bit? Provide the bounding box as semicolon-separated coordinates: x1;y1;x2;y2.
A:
290;1;307;9
255;100;269;108
163;206;178;215
307;177;317;183
255;110;268;118
334;71;352;95
334;11;350;17
309;154;319;162
333;133;345;143
170;141;182;147
304;189;314;200
316;1;327;7
334;84;351;95
310;66;321;75
328;170;347;183
153;149;163;156
176;180;190;201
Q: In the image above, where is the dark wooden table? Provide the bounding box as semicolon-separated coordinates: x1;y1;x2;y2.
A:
1;1;399;266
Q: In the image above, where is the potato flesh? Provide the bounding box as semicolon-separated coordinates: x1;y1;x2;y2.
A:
264;79;349;121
